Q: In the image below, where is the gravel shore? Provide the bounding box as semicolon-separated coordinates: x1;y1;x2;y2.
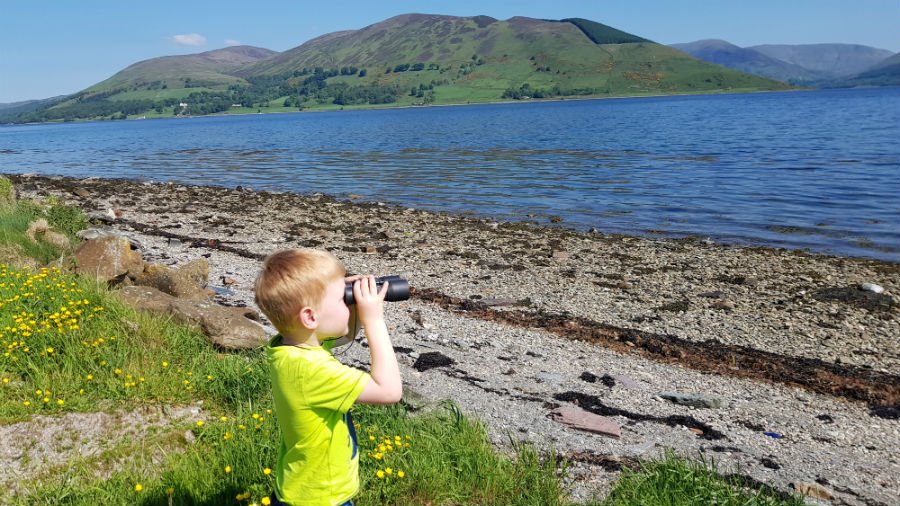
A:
9;174;900;505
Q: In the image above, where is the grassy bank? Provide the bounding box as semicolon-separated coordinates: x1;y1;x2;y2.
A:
0;181;803;505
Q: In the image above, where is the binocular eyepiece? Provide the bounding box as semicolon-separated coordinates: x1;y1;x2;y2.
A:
344;275;410;305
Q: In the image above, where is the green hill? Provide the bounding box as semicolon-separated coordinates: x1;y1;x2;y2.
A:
7;14;790;124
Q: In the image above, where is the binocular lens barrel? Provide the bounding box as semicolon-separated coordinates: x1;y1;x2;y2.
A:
344;275;410;305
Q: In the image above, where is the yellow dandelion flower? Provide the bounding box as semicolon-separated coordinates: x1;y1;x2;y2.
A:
369;435;375;441
266;409;272;414
35;389;42;395
46;347;53;354
23;400;30;407
207;375;213;381
57;399;64;406
220;416;228;422
262;498;272;506
114;368;122;375
252;413;260;419
162;361;169;368
224;465;232;474
43;397;50;403
385;468;393;475
196;420;205;427
134;483;143;492
86;374;93;380
2;378;8;384
398;470;405;478
238;424;246;430
376;470;385;479
374;452;383;460
263;467;272;475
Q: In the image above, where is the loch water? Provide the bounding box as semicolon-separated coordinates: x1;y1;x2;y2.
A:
1;87;898;261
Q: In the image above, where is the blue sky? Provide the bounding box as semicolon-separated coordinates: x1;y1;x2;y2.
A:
2;0;897;103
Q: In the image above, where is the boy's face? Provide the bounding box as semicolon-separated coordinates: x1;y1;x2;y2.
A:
313;277;351;339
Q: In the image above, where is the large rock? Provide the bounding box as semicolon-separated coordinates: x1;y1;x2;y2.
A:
117;285;266;350
71;236;144;282
134;260;209;300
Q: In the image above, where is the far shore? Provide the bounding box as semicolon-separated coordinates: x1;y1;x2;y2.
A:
5;86;811;127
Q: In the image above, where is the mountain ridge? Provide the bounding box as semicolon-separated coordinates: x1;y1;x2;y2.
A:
5;13;790;123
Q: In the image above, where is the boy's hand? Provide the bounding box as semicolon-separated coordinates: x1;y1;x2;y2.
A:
352;275;388;327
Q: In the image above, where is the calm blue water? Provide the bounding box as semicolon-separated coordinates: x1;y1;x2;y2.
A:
2;88;899;261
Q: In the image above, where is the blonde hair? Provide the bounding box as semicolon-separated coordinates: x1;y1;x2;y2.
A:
254;249;346;333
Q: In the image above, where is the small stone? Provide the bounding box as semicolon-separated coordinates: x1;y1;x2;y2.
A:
711;299;735;310
551;250;570;261
792;482;834;500
860;282;884;294
616;281;633;290
365;246;377;254
412;352;453;372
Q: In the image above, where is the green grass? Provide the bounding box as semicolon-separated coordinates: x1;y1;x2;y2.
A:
0;195;803;505
599;451;805;506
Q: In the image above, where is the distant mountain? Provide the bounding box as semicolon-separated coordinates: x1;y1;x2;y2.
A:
670;39;822;83
836;52;900;87
7;14;789;124
82;45;278;93
0;96;67;122
749;43;893;78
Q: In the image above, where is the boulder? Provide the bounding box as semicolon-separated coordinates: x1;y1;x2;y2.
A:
71;236;144;282
0;244;43;271
135;260;209;300
117;285;267;350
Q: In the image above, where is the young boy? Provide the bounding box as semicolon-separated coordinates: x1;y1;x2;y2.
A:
255;249;403;506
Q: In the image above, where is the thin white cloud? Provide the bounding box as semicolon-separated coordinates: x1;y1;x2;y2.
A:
224;39;241;46
171;33;207;47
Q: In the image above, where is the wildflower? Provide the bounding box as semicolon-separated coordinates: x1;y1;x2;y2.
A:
162;361;169;368
225;465;232;474
236;492;250;500
262;498;272;506
86;374;93;380
114;368;122;375
46;347;54;354
207;375;213;381
376;470;385;479
2;378;7;384
397;470;405;478
23;401;30;407
134;483;143;492
369;435;376;441
57;399;64;406
264;467;272;475
252;413;260;419
238;424;246;430
385;467;393;475
220;416;228;422
196;420;205;427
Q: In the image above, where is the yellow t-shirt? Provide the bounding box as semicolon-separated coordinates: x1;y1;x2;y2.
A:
267;336;370;506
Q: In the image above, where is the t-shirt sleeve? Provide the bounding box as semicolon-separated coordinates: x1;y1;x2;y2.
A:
305;357;370;413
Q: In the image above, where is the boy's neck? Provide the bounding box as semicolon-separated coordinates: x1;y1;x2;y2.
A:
279;330;322;348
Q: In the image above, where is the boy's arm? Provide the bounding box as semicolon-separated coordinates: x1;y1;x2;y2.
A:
352;276;402;404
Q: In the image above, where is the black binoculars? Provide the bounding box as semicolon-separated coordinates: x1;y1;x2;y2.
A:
344;275;410;305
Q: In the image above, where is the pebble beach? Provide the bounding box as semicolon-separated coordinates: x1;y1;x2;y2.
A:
8;174;900;505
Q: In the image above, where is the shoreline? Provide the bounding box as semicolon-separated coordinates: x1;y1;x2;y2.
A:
4;86;809;127
7;173;900;504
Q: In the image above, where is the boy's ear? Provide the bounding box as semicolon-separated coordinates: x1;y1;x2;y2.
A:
297;306;318;330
